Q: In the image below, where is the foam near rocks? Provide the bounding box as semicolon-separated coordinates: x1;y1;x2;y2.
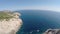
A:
43;29;60;34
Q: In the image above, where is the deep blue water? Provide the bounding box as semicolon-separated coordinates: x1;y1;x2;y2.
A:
16;10;60;34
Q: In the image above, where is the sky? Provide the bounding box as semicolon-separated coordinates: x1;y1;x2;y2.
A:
0;0;60;11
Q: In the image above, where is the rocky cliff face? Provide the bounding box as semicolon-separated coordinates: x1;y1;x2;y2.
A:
0;11;22;34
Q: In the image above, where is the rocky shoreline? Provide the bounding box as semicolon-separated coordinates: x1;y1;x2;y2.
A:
43;29;60;34
0;11;22;34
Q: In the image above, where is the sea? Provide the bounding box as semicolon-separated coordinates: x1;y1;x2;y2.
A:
16;10;60;34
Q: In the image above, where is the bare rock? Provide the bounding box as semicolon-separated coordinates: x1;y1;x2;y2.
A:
0;11;22;34
43;29;60;34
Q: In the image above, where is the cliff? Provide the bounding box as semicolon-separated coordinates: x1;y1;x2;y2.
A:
0;11;22;34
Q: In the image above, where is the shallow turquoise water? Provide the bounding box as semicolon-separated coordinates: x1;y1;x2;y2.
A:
16;10;60;34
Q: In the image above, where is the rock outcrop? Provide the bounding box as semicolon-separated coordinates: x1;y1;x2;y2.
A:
43;29;60;34
0;11;22;34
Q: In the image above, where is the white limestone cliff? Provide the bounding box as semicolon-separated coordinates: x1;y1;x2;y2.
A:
0;12;22;34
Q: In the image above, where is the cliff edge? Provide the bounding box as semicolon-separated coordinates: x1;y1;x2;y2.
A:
0;11;22;34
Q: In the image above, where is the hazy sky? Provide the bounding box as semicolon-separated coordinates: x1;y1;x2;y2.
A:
0;0;60;11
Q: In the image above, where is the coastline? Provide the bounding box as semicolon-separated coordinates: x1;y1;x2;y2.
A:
0;11;22;34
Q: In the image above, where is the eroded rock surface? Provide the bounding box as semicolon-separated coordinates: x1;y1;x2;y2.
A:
43;29;60;34
0;11;22;34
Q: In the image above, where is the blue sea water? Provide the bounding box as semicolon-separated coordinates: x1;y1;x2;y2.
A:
16;10;60;34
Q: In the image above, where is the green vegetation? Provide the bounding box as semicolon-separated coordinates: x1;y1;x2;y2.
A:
0;11;14;20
